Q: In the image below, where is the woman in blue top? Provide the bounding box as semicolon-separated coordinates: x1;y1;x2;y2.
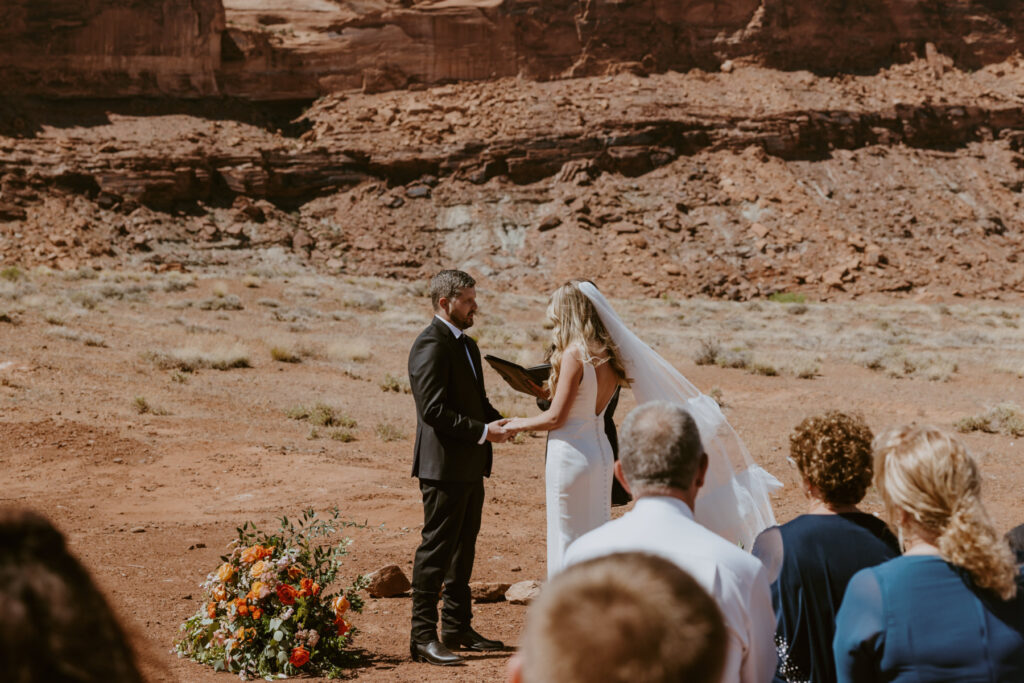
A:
753;411;899;683
834;425;1024;683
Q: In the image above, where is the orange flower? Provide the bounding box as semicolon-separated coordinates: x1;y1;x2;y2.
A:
212;585;227;602
246;581;264;602
331;595;350;616
216;563;235;582
288;646;310;668
299;577;320;597
235;627;246;640
251;607;262;620
335;617;351;637
233;597;247;611
240;545;264;564
276;584;298;605
207;602;217;618
287;566;304;580
250;560;268;578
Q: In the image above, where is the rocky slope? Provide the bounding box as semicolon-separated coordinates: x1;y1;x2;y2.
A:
3;59;1024;300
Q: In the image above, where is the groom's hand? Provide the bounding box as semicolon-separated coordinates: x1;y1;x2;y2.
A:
486;418;513;443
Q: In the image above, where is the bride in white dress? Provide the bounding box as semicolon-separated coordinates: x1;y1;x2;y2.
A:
508;280;782;577
505;281;629;576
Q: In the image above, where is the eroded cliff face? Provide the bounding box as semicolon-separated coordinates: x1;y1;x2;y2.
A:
1;0;1022;99
0;0;225;97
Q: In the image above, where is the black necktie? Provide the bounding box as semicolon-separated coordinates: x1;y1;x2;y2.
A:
459;336;477;379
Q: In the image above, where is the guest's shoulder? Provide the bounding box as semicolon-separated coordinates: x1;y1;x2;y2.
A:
563;518;628;566
693;523;766;579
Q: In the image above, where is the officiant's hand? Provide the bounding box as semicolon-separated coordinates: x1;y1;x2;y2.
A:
486;418;514;443
525;378;549;400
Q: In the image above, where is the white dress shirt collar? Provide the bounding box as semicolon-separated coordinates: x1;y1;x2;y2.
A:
435;314;464;339
633;495;696;520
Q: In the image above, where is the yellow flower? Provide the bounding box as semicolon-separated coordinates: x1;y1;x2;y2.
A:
216;563;235;582
250;560;267;578
331;595;350;616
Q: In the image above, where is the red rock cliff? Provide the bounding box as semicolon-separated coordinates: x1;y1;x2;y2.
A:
0;0;225;97
1;0;1022;99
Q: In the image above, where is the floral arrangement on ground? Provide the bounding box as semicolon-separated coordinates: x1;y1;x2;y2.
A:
176;509;369;679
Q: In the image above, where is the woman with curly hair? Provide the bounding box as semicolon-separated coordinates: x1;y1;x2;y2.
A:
753;412;899;683
833;425;1024;682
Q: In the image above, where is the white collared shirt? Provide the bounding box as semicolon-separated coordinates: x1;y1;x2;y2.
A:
434;315;487;445
564;496;778;683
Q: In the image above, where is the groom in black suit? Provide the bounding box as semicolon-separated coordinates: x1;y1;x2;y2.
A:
407;270;511;666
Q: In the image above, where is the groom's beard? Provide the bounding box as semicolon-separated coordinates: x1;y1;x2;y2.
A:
451;310;474;330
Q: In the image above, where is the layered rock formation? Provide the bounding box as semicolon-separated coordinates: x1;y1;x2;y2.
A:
1;0;1022;99
3;62;1024;300
0;0;224;98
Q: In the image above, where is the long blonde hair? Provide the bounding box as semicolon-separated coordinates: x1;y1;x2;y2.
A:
873;425;1018;600
546;280;629;397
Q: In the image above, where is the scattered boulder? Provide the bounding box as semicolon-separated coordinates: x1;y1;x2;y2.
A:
470;581;512;602
292;229;315;252
505;580;542;605
537;214;562;232
366;564;411;598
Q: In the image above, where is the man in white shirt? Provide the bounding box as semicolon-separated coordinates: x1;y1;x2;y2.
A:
563;401;777;683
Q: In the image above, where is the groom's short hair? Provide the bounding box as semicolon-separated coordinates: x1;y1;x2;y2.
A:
517;552;726;683
429;269;475;310
620;401;704;493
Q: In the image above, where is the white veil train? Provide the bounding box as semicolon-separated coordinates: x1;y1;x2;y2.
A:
579;281;782;549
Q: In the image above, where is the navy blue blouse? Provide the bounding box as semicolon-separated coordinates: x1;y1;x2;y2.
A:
753;513;899;683
834;555;1024;683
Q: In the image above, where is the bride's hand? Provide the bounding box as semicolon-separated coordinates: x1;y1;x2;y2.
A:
505;417;528;432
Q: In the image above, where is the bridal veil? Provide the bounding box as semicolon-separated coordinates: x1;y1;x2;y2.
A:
579;281;781;549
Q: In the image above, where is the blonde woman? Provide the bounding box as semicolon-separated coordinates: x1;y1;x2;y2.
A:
506;281;629;576
507;280;780;576
833;425;1024;682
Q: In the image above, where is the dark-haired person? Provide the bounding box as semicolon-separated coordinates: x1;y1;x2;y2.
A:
752;412;898;683
0;508;145;683
407;269;512;665
834;426;1024;682
507;552;727;683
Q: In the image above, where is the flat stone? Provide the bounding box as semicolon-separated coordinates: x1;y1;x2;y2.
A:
750;222;769;238
366;564;411;598
470;581;511;602
505;580;542;605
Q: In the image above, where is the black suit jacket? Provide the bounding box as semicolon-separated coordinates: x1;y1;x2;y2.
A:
408;317;503;482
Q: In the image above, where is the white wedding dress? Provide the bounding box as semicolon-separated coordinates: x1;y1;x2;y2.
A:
577;283;782;552
545;357;614;577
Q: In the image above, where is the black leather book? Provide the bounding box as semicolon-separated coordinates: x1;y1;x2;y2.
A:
483;355;551;397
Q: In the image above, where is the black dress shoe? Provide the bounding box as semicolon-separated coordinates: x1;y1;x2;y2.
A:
410;639;465;666
441;627;505;652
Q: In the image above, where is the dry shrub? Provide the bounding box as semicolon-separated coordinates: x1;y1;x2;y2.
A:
198;294;243;311
134;396;170;415
327;339;373;363
955;404;1024;437
271;346;302;363
286;403;357;428
375;421;406;442
0;266;23;282
379;373;411;394
343;290;385;312
46;326;107;347
144;345;252;371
